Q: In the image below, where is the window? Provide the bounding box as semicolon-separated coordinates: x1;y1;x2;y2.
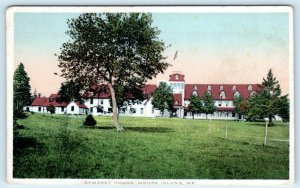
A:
26;107;29;112
97;107;103;113
108;108;112;113
193;85;197;90
208;85;211;91
71;106;74;111
61;107;65;112
192;91;198;96
248;85;253;91
220;91;226;99
140;108;144;114
250;91;256;97
100;100;103;105
232;85;236;91
234;91;240;99
218;103;222;107
220;85;224;91
90;98;93;104
130;108;136;114
90;107;93;113
38;107;41;112
175;74;179;80
174;100;179;105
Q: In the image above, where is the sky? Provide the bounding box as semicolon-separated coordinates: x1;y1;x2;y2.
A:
13;12;290;96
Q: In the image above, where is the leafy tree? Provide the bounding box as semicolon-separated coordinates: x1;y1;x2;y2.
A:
202;92;216;119
83;115;97;126
13;63;32;111
47;104;56;117
57;80;84;104
247;69;289;125
152;82;173;117
57;13;169;131
188;95;203;119
233;95;248;120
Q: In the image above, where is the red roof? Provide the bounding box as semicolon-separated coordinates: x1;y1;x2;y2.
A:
31;95;69;107
31;97;48;106
43;94;68;107
217;107;235;111
184;84;260;100
142;84;157;96
173;93;182;106
83;84;111;99
169;73;185;82
75;102;88;109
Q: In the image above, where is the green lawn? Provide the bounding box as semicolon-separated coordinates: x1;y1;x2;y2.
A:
14;114;289;179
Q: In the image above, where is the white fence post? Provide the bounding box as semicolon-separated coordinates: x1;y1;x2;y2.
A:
264;120;268;145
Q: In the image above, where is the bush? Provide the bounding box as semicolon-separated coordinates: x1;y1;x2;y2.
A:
14;109;28;119
83;115;96;127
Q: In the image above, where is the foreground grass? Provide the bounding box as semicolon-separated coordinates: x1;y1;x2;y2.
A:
14;114;289;179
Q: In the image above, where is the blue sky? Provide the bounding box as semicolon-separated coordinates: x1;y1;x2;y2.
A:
14;12;290;96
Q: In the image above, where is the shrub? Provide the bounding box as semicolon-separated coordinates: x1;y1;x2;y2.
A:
83;115;96;127
14;109;28;119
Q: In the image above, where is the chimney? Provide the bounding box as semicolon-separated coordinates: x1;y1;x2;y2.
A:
38;93;41;97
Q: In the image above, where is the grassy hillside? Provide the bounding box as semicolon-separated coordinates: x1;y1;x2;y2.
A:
13;114;289;179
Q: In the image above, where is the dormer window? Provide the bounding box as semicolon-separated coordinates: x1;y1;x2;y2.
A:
175;74;179;80
193;85;198;90
220;91;226;99
49;98;54;102
250;91;256;97
220;85;224;91
232;85;236;91
234;91;240;99
248;85;253;91
192;91;198;96
208;85;211;91
174;100;179;105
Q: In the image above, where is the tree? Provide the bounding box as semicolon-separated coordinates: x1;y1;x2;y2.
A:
152;82;173;117
83;115;97;127
57;80;84;104
57;13;169;131
188;95;203;119
47;104;56;117
202;92;216;119
247;69;289;125
13;63;32;111
233;95;248;120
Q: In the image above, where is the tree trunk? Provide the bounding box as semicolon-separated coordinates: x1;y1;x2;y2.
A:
162;110;164;117
206;114;208;120
268;114;273;126
108;84;124;131
192;113;194;120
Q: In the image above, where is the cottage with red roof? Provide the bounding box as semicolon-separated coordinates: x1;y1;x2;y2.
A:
24;72;259;119
25;94;88;115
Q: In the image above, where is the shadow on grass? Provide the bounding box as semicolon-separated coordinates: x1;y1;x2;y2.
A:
14;136;45;155
83;126;173;133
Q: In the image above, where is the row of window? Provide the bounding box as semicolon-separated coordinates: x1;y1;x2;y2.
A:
90;98;104;105
38;106;74;112
193;85;253;91
192;90;256;99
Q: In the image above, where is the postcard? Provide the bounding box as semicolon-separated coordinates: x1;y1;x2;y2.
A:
6;6;294;185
